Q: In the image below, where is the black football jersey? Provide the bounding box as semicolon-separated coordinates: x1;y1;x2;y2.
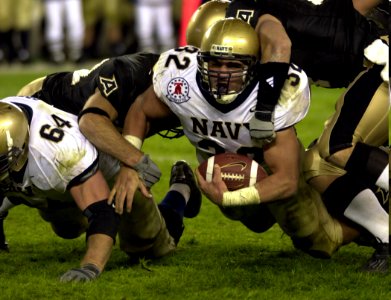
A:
226;0;381;88
35;53;160;127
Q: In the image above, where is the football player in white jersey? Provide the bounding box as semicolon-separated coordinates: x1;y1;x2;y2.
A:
186;1;389;271
121;18;345;258
0;96;191;282
0;96;118;282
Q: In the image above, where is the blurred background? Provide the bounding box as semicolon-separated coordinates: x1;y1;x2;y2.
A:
0;0;208;67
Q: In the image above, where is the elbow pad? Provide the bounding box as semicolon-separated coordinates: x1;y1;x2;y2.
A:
78;107;111;123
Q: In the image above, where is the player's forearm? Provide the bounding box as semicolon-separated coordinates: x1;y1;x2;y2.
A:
122;88;157;141
254;171;299;203
81;234;113;272
256;14;291;63
257;129;301;202
122;104;149;142
79;113;143;167
353;0;382;16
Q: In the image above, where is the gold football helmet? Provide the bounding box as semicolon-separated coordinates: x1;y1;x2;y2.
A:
198;18;259;104
186;0;229;48
0;102;29;181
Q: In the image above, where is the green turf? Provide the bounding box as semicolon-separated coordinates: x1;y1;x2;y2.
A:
0;70;389;300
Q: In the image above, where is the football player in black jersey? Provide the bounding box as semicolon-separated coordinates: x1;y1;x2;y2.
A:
226;0;387;142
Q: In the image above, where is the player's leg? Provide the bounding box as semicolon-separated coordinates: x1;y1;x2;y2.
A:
38;200;88;239
219;204;276;233
155;4;175;52
44;0;66;63
317;65;389;191
304;144;389;272
134;4;155;52
17;76;46;96
64;0;85;62
118;190;177;259
322;174;389;273
268;174;344;258
17;72;74;111
14;0;33;63
0;197;14;251
119;160;202;258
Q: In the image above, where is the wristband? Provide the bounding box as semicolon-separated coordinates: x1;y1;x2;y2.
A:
222;186;261;206
123;135;142;150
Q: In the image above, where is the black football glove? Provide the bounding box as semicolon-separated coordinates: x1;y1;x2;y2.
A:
60;263;101;283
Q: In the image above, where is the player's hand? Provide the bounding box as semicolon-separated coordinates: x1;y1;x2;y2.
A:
132;154;162;188
60;264;101;283
249;110;276;146
108;165;152;215
195;165;227;206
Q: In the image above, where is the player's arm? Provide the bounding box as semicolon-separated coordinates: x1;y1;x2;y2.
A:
107;86;173;214
353;0;383;16
255;14;291;64
78;89;144;167
255;127;301;201
60;170;120;282
123;85;174;139
250;14;291;144
196;127;300;206
78;89;159;215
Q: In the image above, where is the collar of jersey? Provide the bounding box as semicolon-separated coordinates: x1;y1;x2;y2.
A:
196;72;258;113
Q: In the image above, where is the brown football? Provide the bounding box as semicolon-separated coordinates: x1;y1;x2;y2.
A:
197;153;268;191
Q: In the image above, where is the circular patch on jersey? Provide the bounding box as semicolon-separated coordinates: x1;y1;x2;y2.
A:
166;77;190;103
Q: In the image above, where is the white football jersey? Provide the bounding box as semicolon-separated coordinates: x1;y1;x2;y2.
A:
153;47;310;161
0;96;119;207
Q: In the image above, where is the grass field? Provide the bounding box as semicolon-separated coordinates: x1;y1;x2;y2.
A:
0;66;389;300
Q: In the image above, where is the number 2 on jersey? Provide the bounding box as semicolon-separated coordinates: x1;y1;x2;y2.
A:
164;46;198;69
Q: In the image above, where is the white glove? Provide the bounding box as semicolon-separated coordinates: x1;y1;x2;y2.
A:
364;39;389;82
249;110;276;146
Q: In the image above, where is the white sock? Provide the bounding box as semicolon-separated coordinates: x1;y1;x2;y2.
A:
0;197;16;214
169;183;191;203
375;164;389;191
344;189;389;243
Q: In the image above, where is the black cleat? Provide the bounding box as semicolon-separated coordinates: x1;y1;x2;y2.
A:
0;211;9;252
0;240;9;252
169;160;202;218
360;243;389;274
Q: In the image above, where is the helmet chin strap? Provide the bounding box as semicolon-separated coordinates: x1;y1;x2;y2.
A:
214;93;238;104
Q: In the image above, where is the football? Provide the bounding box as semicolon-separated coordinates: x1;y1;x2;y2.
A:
197;153;268;191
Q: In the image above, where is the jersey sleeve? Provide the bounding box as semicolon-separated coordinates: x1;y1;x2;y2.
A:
152;50;172;101
153;47;199;104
